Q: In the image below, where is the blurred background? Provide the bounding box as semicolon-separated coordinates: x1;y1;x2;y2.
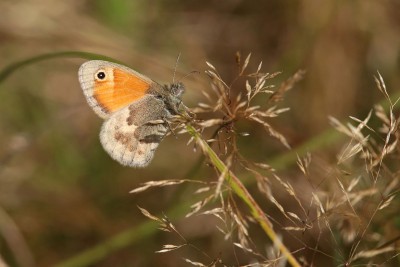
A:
0;0;400;266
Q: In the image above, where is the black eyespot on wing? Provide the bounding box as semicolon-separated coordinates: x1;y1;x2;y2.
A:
96;70;106;80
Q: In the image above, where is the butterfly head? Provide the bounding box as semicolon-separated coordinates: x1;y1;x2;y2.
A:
168;82;185;98
161;82;185;115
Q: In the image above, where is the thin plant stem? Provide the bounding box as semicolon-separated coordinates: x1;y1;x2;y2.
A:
0;51;120;84
186;124;302;267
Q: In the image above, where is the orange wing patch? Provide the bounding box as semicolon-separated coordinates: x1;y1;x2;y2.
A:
93;67;151;113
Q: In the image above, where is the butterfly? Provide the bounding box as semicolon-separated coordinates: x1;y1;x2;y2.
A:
78;60;185;167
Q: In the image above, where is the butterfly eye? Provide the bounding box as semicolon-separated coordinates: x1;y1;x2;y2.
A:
95;70;106;81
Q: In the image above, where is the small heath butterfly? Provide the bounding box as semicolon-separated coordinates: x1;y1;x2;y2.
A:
78;60;184;167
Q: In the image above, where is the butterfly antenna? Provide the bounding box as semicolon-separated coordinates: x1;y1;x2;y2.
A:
172;53;181;84
178;70;201;83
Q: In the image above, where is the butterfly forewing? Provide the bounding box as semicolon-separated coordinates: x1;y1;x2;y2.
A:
78;60;153;118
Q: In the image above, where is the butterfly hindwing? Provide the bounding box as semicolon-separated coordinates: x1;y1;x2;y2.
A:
99;95;169;167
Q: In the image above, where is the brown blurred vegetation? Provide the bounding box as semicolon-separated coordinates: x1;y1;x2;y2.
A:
0;0;400;266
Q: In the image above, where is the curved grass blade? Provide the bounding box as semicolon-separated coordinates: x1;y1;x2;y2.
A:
0;51;121;84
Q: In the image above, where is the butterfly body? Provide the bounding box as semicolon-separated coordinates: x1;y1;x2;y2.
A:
78;60;184;167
